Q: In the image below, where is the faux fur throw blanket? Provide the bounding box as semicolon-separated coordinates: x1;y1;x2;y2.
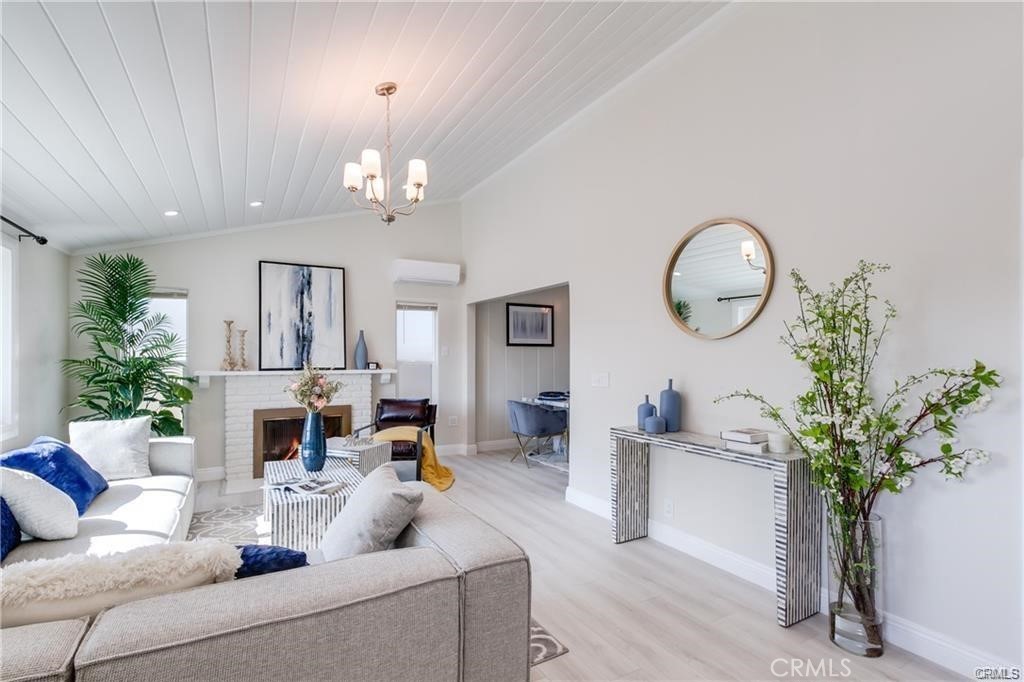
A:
1;539;241;607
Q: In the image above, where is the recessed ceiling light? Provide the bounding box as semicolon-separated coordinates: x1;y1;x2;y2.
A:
673;272;681;277
249;201;263;207
163;210;179;217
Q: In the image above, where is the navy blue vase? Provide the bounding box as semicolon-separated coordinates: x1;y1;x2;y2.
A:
354;330;368;370
300;411;327;472
637;394;656;429
659;379;682;432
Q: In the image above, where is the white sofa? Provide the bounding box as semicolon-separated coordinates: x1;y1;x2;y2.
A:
2;437;196;565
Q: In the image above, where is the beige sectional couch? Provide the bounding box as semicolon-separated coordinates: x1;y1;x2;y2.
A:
1;481;532;681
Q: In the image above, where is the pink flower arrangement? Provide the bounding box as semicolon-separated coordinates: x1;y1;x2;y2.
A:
285;364;343;413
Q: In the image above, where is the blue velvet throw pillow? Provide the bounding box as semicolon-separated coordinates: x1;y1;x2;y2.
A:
1;437;109;515
235;544;308;579
1;497;21;561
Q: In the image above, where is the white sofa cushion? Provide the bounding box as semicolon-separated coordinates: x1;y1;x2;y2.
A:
69;416;152;481
3;475;194;564
0;539;241;627
0;468;78;540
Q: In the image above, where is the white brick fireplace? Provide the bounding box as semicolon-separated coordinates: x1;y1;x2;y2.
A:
196;370;394;494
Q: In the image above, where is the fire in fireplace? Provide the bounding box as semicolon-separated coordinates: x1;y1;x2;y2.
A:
252;405;352;478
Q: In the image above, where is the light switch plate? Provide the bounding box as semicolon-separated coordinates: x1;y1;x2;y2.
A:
591;372;610;388
448;415;458;427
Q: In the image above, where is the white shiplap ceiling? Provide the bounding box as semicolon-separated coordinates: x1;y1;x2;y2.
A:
0;1;722;251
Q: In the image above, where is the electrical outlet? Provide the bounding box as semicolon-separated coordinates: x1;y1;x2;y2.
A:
591;372;610;388
663;499;674;519
448;415;458;427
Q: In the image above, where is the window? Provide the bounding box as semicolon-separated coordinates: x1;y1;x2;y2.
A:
396;303;438;402
148;291;188;424
148;290;188;371
1;234;17;440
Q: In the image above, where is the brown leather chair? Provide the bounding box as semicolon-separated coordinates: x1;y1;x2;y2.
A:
353;399;437;481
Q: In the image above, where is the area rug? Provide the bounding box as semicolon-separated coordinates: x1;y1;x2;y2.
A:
530;618;569;666
528;449;569;474
189;507;569;666
187;505;263;544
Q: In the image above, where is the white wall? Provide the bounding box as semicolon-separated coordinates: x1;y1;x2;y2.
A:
474;285;570;444
461;2;1022;669
68;203;467;469
1;240;69;450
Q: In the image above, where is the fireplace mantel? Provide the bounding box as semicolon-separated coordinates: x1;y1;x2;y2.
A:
194;369;396;389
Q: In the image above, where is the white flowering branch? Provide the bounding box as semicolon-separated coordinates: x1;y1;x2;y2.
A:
716;261;1000;646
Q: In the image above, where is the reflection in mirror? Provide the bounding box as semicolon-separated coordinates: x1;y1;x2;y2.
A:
664;219;773;339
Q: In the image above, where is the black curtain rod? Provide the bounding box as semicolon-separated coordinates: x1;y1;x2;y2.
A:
0;215;47;245
717;294;761;303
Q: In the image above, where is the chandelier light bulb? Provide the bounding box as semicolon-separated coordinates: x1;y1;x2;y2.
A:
405;184;424;202
361;149;382;178
740;240;756;263
343;162;363;191
366;177;384;202
408;159;428;187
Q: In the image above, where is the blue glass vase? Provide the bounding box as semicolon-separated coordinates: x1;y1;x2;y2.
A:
300;411;326;472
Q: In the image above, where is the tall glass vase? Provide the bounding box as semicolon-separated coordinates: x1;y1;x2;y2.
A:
300;411;326;473
829;514;884;657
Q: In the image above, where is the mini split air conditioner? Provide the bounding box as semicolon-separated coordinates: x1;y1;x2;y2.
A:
390;259;462;286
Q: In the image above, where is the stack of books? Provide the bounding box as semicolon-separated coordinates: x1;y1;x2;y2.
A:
720;428;769;454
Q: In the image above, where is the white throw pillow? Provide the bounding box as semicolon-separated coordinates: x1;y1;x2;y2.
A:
0;468;78;540
69;416;152;480
0;539;242;627
319;464;423;562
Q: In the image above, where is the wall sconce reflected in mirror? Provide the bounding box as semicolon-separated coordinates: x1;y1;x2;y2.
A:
740;239;766;273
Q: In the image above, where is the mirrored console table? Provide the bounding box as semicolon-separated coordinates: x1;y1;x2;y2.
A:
609;426;822;627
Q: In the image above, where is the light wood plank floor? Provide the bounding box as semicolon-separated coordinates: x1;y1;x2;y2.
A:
441;450;958;682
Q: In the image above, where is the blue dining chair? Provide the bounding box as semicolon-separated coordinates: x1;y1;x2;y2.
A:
507;400;568;467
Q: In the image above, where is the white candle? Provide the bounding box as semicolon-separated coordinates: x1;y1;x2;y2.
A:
343;162;363;191
361;149;381;178
407;159;428;187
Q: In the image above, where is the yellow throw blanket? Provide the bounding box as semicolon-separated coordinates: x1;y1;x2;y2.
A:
372;426;454;492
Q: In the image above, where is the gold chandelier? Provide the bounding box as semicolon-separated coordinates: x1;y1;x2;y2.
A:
342;82;427;224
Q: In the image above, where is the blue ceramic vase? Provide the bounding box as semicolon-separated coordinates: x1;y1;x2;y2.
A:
659;379;682;432
300;411;327;472
637;395;656;429
644;414;667;434
354;330;368;370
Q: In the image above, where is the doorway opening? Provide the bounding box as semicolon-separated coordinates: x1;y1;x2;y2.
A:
473;284;570;473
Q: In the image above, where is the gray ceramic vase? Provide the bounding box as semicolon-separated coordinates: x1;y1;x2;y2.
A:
354;330;368;370
637;394;656;429
659;379;682;432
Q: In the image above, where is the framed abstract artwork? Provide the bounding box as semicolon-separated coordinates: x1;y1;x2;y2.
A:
506;303;554;347
259;261;347;370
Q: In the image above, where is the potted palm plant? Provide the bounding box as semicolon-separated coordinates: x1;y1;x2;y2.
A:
62;254;195;436
720;261;999;657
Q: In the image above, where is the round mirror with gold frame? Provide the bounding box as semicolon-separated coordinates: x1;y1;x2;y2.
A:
663;218;774;340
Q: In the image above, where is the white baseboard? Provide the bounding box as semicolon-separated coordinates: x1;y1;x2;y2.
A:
879;607;1013;678
565;487;1008;677
435;444;473;456
196;466;225;482
476;438;518;453
647;518;775;591
564;486;611;519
